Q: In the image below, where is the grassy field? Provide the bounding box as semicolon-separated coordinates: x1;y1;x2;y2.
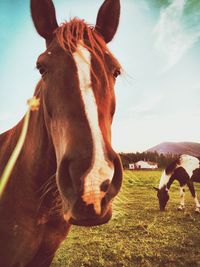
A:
51;170;200;267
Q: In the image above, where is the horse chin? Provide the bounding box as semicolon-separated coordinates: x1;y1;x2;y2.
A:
160;208;165;212
159;206;166;211
64;208;112;227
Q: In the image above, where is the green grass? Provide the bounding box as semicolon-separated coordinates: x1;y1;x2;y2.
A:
51;170;200;267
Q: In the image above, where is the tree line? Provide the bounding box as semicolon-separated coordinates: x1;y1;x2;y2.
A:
119;151;179;169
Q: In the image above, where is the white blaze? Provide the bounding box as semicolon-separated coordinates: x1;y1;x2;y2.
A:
73;44;114;214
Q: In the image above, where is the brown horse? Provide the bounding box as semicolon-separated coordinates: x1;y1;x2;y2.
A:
0;0;123;266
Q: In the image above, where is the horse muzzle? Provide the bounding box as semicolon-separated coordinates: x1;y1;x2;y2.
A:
58;154;123;226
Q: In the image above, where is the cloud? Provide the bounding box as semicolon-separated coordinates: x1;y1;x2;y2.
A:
153;0;200;70
112;106;200;153
0;113;12;132
137;1;150;12
0;112;22;133
0;113;11;122
193;82;200;91
131;93;162;115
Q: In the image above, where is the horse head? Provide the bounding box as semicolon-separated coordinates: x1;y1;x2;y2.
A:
154;186;169;211
31;0;123;226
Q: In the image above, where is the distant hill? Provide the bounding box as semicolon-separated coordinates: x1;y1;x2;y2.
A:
146;142;200;157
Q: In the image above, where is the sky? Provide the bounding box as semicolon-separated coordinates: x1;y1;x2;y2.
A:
0;0;200;152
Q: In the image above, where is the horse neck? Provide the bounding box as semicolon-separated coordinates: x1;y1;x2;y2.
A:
0;94;57;193
24;101;57;182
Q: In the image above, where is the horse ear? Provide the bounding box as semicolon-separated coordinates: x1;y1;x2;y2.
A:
153;187;159;191
30;0;58;41
95;0;120;43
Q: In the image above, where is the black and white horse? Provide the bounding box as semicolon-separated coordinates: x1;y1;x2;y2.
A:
154;154;200;212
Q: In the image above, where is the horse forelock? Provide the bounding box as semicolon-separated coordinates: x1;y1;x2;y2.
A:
55;18;121;90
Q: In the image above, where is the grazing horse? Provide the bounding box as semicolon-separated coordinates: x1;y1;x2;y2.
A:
154;154;200;212
0;0;123;266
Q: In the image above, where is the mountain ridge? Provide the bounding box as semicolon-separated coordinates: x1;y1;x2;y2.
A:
146;141;200;157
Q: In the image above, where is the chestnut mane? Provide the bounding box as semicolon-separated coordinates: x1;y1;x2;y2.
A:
55;18;121;88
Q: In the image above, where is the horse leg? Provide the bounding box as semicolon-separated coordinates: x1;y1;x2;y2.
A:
187;181;200;213
25;219;71;267
177;186;185;211
194;195;200;213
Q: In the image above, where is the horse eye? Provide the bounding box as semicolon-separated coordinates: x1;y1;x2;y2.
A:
36;63;47;76
113;69;121;78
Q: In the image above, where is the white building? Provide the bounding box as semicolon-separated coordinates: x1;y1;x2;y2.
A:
129;160;158;170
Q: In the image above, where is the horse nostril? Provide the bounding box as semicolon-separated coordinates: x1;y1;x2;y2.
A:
100;179;110;192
